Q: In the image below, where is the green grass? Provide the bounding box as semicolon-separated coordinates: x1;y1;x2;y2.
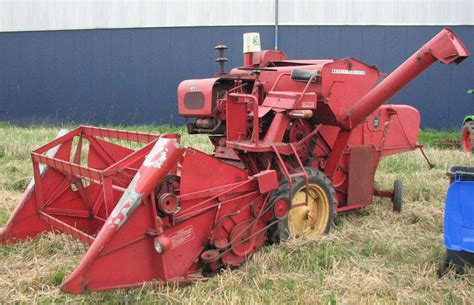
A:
0;124;473;304
418;129;460;148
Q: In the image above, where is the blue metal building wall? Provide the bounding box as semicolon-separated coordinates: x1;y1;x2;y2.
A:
0;26;473;129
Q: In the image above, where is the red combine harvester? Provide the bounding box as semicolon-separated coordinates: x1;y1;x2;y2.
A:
0;28;469;294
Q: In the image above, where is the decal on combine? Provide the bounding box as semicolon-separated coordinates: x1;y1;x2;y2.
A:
331;69;366;75
170;226;195;249
373;117;380;128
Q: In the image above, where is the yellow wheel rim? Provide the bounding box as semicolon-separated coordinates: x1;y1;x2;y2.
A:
288;183;330;238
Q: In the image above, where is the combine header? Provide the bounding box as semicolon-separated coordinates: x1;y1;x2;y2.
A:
0;28;469;293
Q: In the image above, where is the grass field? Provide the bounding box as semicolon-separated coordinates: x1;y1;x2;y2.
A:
0;124;473;304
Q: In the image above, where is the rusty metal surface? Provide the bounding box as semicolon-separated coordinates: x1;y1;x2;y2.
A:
347;145;376;207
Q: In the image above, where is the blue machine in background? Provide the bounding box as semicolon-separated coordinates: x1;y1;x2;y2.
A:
438;166;474;276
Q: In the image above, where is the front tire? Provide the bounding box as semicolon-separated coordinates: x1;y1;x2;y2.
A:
272;168;336;241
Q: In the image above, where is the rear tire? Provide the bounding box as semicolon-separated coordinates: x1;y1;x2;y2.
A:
392;180;403;213
461;121;474;153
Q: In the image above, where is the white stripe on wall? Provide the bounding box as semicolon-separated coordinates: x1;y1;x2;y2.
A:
0;0;473;33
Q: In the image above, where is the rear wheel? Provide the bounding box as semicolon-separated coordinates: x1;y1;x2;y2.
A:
272;168;336;242
392;180;403;213
461;121;474;153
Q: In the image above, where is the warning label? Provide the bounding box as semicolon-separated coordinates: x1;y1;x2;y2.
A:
169;226;195;249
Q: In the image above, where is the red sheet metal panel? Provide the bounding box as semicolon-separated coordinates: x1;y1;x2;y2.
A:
347;145;375;206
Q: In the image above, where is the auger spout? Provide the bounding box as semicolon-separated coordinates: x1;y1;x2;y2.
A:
341;28;469;129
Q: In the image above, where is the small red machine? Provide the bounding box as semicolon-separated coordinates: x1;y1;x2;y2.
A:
0;28;469;293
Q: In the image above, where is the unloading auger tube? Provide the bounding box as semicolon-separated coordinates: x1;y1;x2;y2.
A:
341;28;469;129
0;28;469;294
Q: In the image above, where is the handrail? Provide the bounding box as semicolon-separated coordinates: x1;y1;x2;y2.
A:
269;71;318;107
